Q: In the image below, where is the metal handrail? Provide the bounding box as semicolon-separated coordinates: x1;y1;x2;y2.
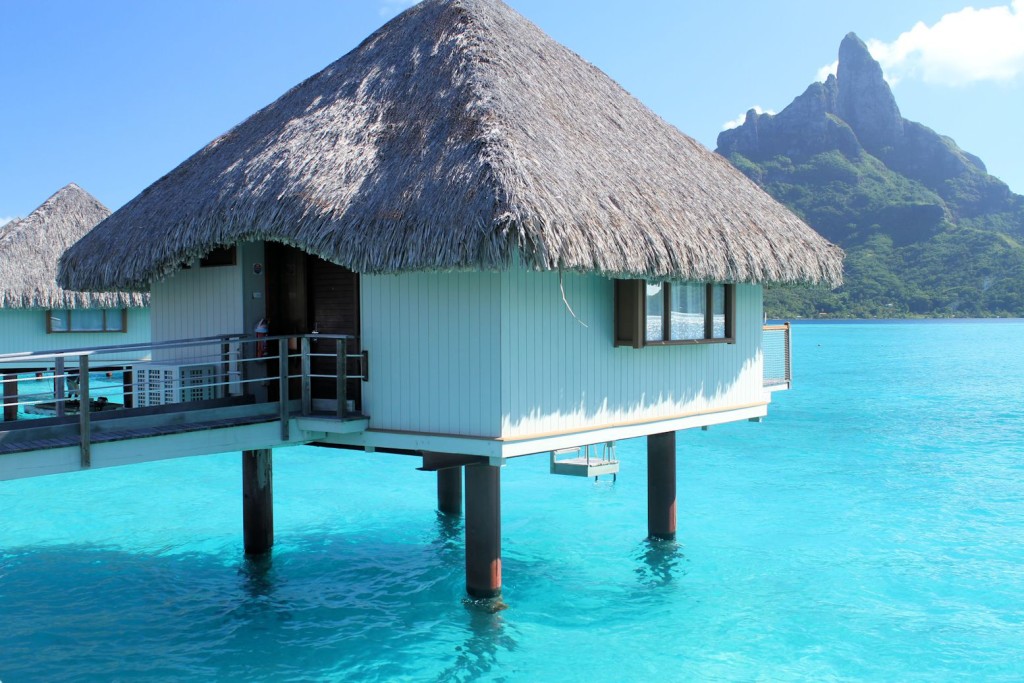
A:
1;332;364;464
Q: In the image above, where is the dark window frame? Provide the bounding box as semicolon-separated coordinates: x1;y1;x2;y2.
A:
614;280;735;348
46;308;128;334
199;245;237;268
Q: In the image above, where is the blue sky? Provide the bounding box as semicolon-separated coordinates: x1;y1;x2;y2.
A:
2;0;1022;223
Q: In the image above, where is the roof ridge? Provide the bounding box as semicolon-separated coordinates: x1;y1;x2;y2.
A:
59;0;842;291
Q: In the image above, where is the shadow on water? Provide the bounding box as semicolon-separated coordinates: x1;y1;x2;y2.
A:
633;537;687;587
238;552;275;600
0;529;518;680
432;597;517;683
426;512;519;682
432;510;463;560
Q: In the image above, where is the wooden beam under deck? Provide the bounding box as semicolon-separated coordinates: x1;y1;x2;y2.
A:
314;402;769;460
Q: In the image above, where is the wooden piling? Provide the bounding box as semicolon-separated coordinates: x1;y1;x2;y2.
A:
243;449;274;555
2;373;16;422
647;431;677;540
465;463;501;598
437;466;463;515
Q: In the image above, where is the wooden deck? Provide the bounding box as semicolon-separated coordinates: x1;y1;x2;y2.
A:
0;398;369;481
0;332;370;480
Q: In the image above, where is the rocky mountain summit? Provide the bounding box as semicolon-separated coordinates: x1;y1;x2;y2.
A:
717;33;1024;317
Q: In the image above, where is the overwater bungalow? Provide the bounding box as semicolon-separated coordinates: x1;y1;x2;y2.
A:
0;184;149;418
7;0;841;598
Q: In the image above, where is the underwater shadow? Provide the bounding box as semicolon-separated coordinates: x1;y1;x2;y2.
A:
633;536;688;587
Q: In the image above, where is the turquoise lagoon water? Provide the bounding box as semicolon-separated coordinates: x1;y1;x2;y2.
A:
2;320;1022;681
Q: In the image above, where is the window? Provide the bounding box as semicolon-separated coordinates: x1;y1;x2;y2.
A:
47;308;127;333
181;245;237;269
614;280;734;348
200;245;236;267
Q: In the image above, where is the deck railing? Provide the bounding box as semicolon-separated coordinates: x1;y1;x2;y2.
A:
0;333;365;463
762;323;792;390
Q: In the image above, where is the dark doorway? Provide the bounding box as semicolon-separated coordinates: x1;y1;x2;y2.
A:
265;242;361;411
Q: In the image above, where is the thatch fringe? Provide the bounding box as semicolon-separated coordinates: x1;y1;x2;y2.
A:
60;0;842;291
1;184;148;309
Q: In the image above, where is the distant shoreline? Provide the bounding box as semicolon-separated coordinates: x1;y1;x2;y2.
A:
770;317;1024;324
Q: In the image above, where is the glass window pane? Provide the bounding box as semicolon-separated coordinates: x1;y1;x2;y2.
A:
49;310;68;332
105;309;124;331
711;285;726;338
645;282;665;342
73;309;105;331
670;283;706;340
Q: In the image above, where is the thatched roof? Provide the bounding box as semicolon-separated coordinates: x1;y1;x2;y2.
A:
1;184;148;309
60;0;842;291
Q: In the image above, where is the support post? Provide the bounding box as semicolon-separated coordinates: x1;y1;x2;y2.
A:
78;356;91;468
243;449;274;555
647;431;676;540
219;339;230;399
465;464;501;598
54;357;66;417
278;341;290;441
437;466;463;515
300;336;311;416
2;373;17;422
336;337;347;419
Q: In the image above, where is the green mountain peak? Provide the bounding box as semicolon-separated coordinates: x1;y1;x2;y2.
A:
717;33;1024;318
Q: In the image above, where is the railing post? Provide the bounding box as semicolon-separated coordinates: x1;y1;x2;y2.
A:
301;336;312;416
122;368;134;409
79;355;91;468
279;338;290;440
336;337;347;419
55;356;66;417
220;338;231;399
2;373;17;422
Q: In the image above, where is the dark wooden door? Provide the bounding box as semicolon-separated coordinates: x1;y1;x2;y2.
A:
307;255;361;410
265;244;361;410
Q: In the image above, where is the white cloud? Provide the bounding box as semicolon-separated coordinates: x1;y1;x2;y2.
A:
872;1;1023;86
817;60;838;82
722;105;775;130
379;0;421;18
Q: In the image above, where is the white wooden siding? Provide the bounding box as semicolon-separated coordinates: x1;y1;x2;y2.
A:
499;270;763;438
150;264;244;363
360;271;502;436
360;267;763;442
0;309;150;359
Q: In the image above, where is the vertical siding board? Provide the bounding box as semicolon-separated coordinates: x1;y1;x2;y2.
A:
413;274;423;431
484;273;501;435
542;274;552;429
499;269;510;434
402;275;413;430
454;274;466;434
422;274;433;432
440;274;452;432
465;273;475;434
456;274;466;433
483;274;493;433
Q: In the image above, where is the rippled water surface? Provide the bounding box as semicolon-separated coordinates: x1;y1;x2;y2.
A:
2;320;1023;681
